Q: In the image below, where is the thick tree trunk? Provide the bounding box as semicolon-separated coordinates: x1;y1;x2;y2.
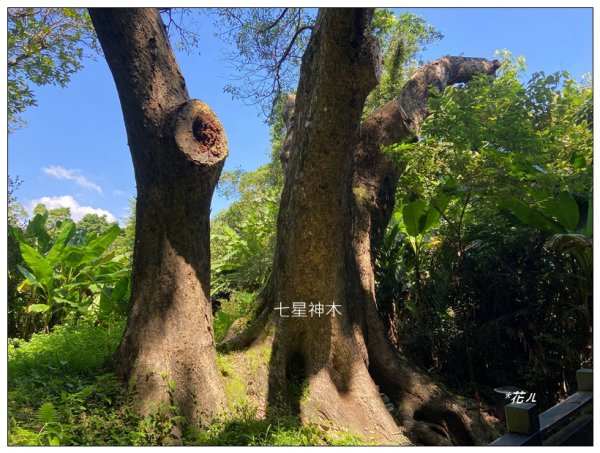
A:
263;8;406;444
89;8;227;429
223;9;501;443
319;56;500;444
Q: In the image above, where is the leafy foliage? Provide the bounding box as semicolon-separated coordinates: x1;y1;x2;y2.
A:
9;210;130;338
210;109;285;315
375;51;592;405
8;8;98;131
365;10;443;114
212;189;278;296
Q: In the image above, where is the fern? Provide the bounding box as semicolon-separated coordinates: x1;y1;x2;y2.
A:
36;402;58;425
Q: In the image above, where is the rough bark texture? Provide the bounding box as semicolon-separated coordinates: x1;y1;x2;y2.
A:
351;57;501;444
324;55;499;445
89;8;227;428
262;8;405;444
223;10;501;444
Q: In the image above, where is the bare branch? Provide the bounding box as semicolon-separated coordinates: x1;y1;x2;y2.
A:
354;56;501;242
274;25;313;75
362;56;501;148
212;8;316;119
259;8;288;33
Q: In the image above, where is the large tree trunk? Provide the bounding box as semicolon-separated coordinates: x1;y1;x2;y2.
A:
264;8;405;443
89;8;227;429
351;57;501;444
224;8;500;444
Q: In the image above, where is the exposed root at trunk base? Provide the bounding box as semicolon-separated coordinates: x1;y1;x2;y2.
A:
219;279;274;352
364;299;501;445
220;308;500;445
296;362;410;444
219;304;272;351
219;288;499;445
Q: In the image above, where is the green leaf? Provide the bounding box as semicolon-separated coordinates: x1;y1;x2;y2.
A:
28;304;51;313
8;224;27;243
499;197;563;234
526;187;546;202
19;243;54;288
112;276;130;302
541;192;579;232
570;152;587;169
422;205;442;234
53;297;80;308
46;219;76;264
59;246;85;267
403;200;428;237
16;264;43;289
82;224;120;262
26;213;51;252
583;193;593;237
403;298;418;316
98;287;115;320
36;402;58;424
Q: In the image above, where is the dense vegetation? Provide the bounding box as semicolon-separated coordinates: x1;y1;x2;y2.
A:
8;7;592;446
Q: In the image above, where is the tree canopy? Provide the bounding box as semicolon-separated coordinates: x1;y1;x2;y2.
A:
8;8;97;131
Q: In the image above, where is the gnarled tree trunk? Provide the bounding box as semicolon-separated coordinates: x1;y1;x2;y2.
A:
224;8;500;445
89;8;227;429
351;56;501;445
264;8;404;444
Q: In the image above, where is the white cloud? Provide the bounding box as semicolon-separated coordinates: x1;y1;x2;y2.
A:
42;165;102;194
29;195;116;223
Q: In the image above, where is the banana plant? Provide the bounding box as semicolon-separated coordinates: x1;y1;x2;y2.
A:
498;188;592;264
392;194;450;317
10;214;130;333
499;188;592;333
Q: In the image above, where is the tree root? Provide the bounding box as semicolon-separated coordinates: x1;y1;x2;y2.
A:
218;277;274;351
219;303;272;351
364;298;500;445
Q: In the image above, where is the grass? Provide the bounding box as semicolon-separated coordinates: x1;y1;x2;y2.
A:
8;317;368;446
213;290;255;343
189;406;367;446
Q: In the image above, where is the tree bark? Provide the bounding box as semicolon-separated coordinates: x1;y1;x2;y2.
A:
263;8;406;443
224;8;501;443
89;8;227;429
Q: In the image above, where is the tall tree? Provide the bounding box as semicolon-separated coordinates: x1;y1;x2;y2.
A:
88;8;227;430
224;8;500;444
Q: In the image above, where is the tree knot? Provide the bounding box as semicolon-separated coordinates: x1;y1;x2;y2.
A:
172;99;228;166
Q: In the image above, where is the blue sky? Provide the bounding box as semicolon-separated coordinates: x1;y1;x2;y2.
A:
7;7;593;225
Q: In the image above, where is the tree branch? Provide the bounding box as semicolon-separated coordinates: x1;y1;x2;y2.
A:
259;8;289;33
354;56;500;244
362;56;500;148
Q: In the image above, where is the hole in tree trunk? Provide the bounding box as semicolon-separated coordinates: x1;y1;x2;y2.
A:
192;116;220;154
285;351;308;416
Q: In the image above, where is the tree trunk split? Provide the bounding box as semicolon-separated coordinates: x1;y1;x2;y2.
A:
223;13;501;444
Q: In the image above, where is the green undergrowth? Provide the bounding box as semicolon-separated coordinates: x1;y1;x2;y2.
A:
213;291;255;343
7;320;148;446
189;406;368;446
8;319;367;446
